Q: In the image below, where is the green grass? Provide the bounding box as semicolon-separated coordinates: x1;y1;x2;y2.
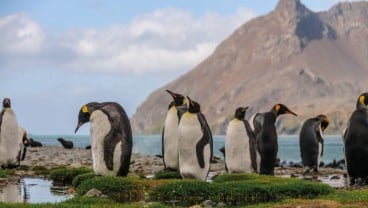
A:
153;170;181;180
32;166;50;175
325;189;368;203
0;169;7;178
50;167;93;185
5;168;368;208
72;172;97;188
77;176;147;202
0;196;167;208
150;173;335;206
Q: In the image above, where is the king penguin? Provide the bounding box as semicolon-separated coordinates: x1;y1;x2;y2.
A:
162;90;187;171
75;102;132;177
225;107;257;173
177;96;212;180
0;98;22;168
344;93;368;185
299;114;329;174
253;104;297;175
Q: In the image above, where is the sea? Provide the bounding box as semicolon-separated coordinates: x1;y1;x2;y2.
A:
28;134;345;163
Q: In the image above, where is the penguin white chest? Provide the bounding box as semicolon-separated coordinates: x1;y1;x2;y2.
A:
90;110;115;176
0;109;20;166
163;107;180;169
225;119;252;173
178;113;210;180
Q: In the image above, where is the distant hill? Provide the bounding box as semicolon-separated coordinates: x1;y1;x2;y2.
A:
131;0;368;135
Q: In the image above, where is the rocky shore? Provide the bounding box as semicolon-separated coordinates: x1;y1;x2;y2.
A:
18;146;347;188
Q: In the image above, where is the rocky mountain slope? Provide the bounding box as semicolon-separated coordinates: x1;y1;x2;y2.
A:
131;0;368;135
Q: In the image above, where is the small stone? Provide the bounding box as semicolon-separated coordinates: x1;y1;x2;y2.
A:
202;199;216;207
290;173;298;178
85;189;102;197
217;202;226;207
330;175;340;180
303;175;314;181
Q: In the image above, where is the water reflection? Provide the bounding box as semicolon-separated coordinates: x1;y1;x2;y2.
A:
0;177;72;203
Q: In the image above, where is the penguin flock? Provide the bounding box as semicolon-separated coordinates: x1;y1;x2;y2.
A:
161;91;368;184
1;91;368;185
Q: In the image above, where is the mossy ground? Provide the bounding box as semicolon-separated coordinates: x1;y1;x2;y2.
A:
2;166;368;207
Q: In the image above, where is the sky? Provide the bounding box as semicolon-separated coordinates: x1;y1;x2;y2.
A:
0;0;348;134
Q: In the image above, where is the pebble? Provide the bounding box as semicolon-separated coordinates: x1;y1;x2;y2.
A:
202;199;216;207
85;189;102;197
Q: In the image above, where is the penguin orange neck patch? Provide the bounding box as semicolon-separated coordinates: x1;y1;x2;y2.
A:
82;106;89;113
360;95;365;105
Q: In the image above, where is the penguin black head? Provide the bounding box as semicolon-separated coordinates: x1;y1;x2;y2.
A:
3;98;11;108
166;90;186;106
272;104;297;117
75;103;99;133
356;93;368;110
316;114;329;132
187;96;201;113
234;107;249;120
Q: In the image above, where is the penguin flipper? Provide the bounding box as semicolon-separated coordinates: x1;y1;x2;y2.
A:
100;103;132;173
0;109;4;133
253;113;262;137
321;138;324;157
196;136;207;168
196;113;212;168
243;120;258;172
161;127;166;168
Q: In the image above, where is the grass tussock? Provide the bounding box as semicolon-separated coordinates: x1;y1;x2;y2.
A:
153;170;181;180
77;176;147;202
50;167;92;185
150;173;335;206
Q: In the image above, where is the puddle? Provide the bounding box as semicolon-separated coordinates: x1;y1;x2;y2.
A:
0;177;73;203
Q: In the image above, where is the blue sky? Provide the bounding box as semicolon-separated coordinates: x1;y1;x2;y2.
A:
1;0;343;134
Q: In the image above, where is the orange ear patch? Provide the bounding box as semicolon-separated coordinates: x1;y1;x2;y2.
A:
275;104;281;112
324;117;329;123
82;105;89;113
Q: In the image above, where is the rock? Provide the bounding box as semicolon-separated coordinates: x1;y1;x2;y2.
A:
85;189;102;197
329;175;340;180
303;175;315;181
202;200;216;207
217;202;226;207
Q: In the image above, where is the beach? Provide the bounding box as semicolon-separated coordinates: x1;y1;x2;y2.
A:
21;146;226;176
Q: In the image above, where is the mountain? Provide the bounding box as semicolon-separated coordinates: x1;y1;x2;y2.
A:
131;0;368;135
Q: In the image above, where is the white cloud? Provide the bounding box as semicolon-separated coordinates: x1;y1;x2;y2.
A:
0;13;45;55
0;8;256;74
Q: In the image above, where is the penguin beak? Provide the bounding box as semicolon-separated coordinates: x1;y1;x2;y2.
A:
166;90;176;98
75;122;83;133
286;110;297;116
187;96;194;106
